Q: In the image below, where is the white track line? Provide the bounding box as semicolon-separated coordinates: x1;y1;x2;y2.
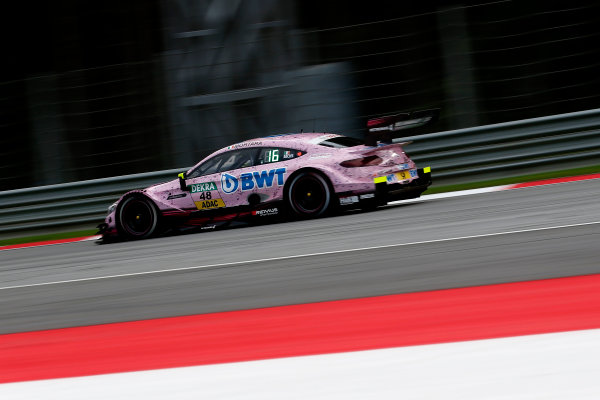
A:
1;220;598;291
388;185;509;205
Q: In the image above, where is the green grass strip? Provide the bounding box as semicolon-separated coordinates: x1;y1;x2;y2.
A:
426;165;600;194
0;229;98;247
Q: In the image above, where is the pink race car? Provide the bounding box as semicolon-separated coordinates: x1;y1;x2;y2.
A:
99;111;435;241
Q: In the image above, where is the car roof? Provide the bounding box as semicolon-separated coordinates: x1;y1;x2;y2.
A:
230;132;344;148
259;132;336;141
189;133;351;172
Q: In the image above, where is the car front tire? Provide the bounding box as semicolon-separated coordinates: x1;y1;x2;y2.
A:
116;194;160;239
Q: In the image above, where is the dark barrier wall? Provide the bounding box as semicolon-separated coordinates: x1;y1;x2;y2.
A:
1;1;165;190
1;0;599;190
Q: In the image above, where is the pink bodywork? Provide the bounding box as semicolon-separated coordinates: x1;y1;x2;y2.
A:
102;133;420;237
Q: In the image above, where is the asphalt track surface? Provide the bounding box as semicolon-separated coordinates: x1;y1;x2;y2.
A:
1;179;599;334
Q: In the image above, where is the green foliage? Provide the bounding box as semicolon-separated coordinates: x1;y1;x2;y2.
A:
426;165;600;194
0;229;98;246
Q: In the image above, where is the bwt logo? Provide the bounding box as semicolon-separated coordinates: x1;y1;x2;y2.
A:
221;173;239;193
221;168;286;194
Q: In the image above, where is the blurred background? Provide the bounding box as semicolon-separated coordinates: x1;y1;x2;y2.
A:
2;0;600;191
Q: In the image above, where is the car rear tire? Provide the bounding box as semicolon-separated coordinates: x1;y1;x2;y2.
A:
116;194;160;239
286;171;332;218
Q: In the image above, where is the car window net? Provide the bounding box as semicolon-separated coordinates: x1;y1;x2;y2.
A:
219;151;254;172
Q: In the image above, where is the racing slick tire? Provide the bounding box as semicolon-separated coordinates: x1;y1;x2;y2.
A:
116;194;161;240
285;170;333;218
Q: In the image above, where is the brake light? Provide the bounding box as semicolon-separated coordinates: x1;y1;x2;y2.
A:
340;155;383;167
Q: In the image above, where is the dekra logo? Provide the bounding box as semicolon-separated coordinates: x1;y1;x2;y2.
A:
189;182;216;193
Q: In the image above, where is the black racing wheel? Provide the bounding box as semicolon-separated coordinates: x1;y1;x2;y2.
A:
116;194;160;239
286;171;332;218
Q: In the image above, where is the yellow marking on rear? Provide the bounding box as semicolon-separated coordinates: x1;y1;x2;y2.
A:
424;166;431;173
374;176;387;184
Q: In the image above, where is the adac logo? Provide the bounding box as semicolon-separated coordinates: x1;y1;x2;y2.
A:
221;173;239;194
221;168;286;193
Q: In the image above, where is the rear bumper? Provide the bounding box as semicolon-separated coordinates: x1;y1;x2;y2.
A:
377;167;432;203
337;167;432;209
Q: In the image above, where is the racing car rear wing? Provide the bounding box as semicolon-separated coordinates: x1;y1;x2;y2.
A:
365;109;439;146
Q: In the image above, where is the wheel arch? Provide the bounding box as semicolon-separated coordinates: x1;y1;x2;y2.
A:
115;190;160;214
283;167;336;203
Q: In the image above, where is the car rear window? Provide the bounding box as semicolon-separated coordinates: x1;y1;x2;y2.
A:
318;136;364;148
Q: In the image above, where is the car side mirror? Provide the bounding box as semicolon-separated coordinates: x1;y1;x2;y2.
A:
178;172;187;191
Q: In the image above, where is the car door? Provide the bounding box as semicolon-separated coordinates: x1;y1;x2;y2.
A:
248;147;304;203
186;148;259;211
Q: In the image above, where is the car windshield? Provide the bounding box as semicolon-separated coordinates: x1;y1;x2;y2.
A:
187;156;223;179
187;148;258;179
318;136;364;148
